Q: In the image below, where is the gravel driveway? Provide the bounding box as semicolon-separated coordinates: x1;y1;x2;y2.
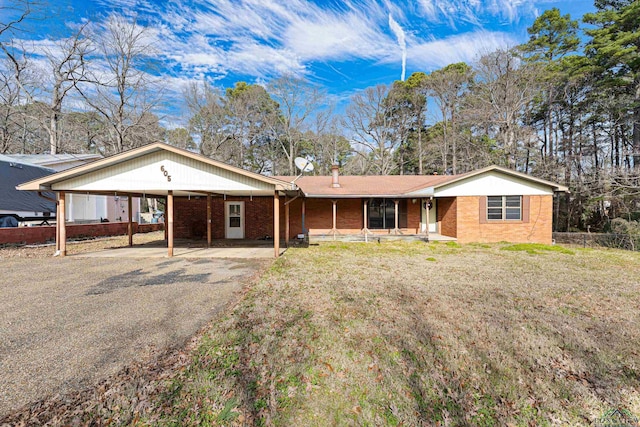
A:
0;256;266;415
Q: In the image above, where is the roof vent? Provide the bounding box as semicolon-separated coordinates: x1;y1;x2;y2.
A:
331;164;341;188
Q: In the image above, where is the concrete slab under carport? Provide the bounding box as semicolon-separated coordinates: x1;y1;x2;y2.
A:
74;239;287;258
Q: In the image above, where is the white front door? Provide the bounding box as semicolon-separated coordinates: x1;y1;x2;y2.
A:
421;199;438;233
225;201;244;239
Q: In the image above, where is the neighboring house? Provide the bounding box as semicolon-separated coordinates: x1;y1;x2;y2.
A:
0;155;56;226
17;143;568;257
5;153;141;223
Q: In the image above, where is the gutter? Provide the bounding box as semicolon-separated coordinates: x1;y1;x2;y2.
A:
302;194;427;199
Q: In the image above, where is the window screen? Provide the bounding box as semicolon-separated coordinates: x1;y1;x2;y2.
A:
487;196;521;221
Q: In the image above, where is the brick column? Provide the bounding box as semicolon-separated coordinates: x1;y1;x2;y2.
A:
331;200;337;240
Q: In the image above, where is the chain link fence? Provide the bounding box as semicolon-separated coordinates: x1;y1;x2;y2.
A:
553;232;640;251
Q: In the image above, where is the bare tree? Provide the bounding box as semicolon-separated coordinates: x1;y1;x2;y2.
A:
0;54;26;152
185;81;230;157
469;49;540;168
42;23;92;154
0;0;32;39
225;81;280;170
268;75;323;175
77;14;162;154
2;23;92;154
343;84;399;175
426;62;473;174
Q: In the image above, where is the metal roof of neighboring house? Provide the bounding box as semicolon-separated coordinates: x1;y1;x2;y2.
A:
275;166;568;198
4;153;103;171
0;156;56;213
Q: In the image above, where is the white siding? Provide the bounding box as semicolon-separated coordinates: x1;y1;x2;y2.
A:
435;171;553;197
51;151;275;193
65;194;138;222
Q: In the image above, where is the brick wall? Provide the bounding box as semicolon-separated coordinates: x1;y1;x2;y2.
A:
285;197;304;237
406;199;421;232
337;199;364;229
437;197;457;238
455;195;553;244
289;198;430;235
288;198;365;234
173;196;277;240
169;194;554;244
286;198;424;235
302;198;333;230
0;222;163;245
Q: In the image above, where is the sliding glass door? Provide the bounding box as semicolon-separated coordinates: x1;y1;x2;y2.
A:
367;198;406;230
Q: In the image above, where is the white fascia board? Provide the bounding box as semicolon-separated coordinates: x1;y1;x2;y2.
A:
404;187;435;197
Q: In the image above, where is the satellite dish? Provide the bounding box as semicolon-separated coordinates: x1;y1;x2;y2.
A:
294;157;314;173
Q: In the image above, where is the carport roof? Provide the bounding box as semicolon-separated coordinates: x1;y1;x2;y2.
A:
17;142;295;197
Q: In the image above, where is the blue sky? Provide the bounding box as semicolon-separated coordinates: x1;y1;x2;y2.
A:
6;0;595;125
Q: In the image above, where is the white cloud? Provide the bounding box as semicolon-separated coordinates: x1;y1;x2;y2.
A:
11;0;566;122
229;43;307;76
415;0;538;26
403;31;516;70
284;13;392;61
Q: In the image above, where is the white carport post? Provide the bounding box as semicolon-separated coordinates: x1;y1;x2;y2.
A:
55;195;60;252
274;191;280;257
58;191;67;257
127;195;133;247
167;190;174;257
207;193;212;248
394;199;399;234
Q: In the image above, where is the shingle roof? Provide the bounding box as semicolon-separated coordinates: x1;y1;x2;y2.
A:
274;174;458;197
276;165;568;197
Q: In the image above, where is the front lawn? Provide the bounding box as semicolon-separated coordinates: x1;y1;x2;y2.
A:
150;241;640;426
4;241;640;426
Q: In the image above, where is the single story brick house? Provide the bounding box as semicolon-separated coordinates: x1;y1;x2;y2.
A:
18;142;567;257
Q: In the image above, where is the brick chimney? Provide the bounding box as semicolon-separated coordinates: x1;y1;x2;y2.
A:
331;164;341;188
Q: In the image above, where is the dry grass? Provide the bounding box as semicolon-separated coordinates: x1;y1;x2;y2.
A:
3;240;639;426
147;241;640;426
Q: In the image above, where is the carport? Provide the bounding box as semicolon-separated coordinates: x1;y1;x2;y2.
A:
17;143;297;258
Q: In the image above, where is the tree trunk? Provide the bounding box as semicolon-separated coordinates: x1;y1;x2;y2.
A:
633;82;640;169
451;111;457;175
50;85;61;155
289;137;294;176
50;112;58;155
593;122;599;182
615;125;620;169
417;123;423;175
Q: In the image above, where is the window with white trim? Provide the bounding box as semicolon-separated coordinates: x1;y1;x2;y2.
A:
487;196;522;220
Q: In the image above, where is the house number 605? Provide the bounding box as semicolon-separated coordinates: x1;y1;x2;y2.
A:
160;165;172;182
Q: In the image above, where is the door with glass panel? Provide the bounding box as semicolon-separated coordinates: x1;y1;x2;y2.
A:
225;201;244;239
